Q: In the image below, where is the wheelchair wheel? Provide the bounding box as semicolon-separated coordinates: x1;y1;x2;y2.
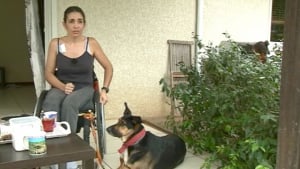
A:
95;102;106;159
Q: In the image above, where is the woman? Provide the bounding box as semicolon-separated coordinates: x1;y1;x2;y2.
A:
42;5;113;133
43;5;113;169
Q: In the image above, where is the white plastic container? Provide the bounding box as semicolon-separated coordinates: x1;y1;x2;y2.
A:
9;116;42;151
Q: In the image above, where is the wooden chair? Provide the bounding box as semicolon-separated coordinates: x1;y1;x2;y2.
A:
167;40;194;115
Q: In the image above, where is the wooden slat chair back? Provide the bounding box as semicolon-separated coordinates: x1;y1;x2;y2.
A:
167;40;193;114
168;40;193;87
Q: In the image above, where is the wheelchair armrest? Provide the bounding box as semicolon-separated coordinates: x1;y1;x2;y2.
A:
39;90;49;99
92;90;100;102
33;90;49;117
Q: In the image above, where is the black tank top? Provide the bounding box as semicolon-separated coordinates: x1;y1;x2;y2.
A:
55;37;94;90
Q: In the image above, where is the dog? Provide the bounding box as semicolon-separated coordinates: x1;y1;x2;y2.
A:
106;102;187;169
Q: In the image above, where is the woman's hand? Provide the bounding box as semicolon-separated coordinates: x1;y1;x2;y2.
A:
64;83;75;94
100;91;108;104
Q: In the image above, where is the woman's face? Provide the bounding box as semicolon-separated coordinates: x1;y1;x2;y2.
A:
63;12;85;37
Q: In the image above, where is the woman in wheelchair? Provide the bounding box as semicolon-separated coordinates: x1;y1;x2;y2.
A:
41;6;113;169
42;6;113;134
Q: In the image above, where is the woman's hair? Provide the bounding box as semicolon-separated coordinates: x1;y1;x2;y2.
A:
63;6;86;23
253;41;270;55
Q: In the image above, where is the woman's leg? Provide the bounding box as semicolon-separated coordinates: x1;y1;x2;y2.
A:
42;88;65;169
43;88;88;169
42;88;66;119
60;86;94;133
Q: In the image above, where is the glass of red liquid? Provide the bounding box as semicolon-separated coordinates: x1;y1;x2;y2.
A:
42;118;55;132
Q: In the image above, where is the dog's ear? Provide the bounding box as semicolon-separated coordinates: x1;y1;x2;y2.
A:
123;102;132;117
131;116;142;125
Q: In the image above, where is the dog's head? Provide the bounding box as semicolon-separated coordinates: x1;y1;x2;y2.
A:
106;102;143;139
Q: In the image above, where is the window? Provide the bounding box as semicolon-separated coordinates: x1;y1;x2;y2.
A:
271;0;285;42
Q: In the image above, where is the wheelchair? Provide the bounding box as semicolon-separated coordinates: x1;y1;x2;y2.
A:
33;73;106;158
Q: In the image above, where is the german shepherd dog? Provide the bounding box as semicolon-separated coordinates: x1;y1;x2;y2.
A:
106;103;187;169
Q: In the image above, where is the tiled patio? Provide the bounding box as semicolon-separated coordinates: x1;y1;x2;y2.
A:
0;84;215;169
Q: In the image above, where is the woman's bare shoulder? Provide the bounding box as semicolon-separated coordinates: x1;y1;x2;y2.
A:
49;37;60;45
88;37;99;44
88;37;102;49
87;37;105;56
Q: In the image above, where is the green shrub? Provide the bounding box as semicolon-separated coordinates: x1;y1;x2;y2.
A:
160;35;282;169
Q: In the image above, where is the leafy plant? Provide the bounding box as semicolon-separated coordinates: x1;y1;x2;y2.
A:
160;34;282;169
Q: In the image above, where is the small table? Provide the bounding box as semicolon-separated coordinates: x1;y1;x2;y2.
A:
0;134;95;169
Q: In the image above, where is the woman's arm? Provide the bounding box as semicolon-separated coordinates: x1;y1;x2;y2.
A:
89;37;113;103
45;38;68;92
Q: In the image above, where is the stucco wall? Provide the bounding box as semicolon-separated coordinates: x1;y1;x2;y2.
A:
55;0;196;119
50;0;273;120
201;0;272;44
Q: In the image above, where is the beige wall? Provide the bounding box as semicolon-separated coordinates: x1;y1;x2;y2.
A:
0;0;33;83
53;0;196;119
201;0;272;44
49;0;272;119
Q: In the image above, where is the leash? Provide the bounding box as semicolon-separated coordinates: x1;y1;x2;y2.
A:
83;113;106;169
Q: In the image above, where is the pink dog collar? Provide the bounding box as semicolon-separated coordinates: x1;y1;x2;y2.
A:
118;129;146;153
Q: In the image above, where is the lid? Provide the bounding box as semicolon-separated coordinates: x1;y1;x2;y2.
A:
9;116;40;126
